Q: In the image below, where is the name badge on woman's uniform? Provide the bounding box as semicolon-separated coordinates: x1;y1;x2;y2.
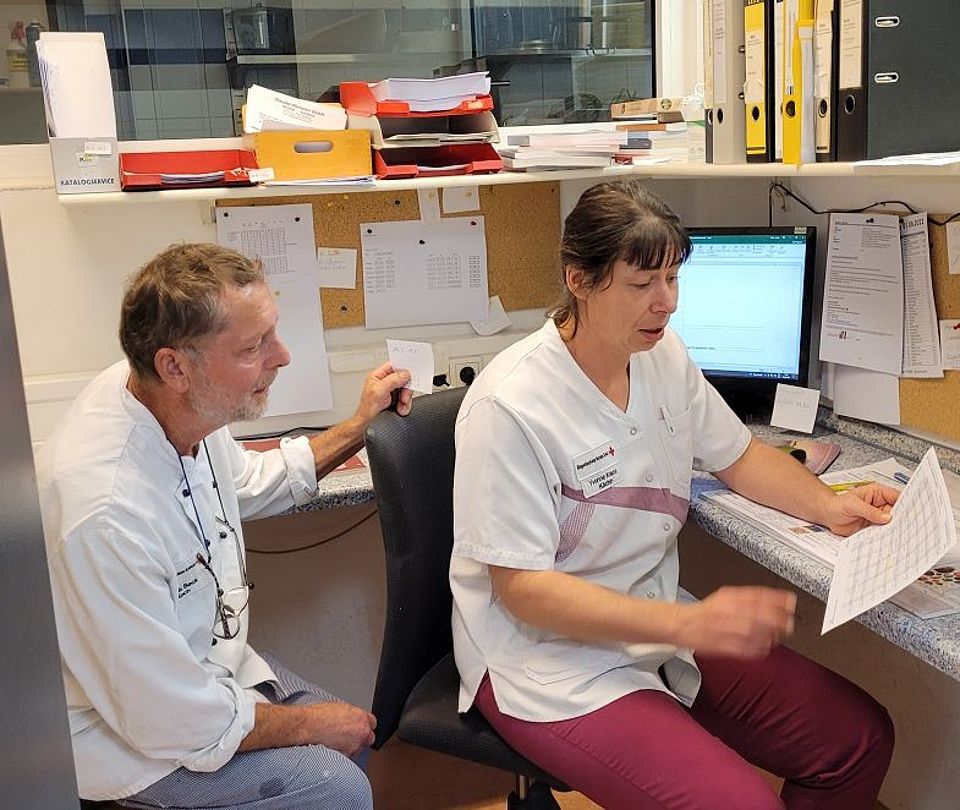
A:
581;461;622;498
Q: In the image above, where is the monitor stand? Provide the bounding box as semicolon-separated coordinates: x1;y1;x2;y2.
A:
717;388;775;424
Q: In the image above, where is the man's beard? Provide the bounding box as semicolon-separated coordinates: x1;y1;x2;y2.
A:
188;373;271;426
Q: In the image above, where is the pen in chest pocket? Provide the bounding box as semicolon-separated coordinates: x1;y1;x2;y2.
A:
659;405;676;436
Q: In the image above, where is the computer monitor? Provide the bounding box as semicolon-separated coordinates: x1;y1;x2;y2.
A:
670;226;816;417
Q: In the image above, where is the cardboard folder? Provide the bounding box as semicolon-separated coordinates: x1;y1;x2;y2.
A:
813;0;838;161
709;0;747;164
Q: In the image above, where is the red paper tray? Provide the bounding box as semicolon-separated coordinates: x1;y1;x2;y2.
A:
120;149;259;191
340;81;494;118
373;143;502;179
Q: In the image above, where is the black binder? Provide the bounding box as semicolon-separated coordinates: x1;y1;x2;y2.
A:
866;1;960;159
836;0;867;161
840;1;960;161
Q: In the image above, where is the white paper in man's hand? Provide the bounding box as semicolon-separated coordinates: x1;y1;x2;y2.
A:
386;340;435;394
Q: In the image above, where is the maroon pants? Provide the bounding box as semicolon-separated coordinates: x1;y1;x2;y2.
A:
475;646;894;810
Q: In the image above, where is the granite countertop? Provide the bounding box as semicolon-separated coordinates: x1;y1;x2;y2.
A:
292;410;960;682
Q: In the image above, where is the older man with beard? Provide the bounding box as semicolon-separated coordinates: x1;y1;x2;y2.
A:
36;243;412;810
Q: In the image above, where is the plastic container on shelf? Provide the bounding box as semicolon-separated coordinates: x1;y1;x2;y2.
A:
681;86;706;164
6;21;29;89
25;21;43;87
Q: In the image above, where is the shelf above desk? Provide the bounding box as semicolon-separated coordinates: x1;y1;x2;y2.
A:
16;158;960;206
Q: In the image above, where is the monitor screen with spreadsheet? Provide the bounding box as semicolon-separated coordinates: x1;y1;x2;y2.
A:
671;226;816;415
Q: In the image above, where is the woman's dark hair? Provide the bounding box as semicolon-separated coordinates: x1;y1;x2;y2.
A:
550;179;691;334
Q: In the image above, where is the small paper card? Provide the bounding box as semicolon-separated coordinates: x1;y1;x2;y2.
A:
316;247;357;289
470;295;512;336
386;339;435;394
770;383;820;433
940;320;960;370
443;185;481;213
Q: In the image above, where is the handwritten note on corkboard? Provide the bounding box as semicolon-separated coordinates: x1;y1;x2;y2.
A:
216;182;563;329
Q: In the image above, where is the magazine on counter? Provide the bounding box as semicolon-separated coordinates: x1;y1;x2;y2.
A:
700;457;960;620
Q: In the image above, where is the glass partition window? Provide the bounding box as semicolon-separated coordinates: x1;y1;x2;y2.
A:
0;0;654;144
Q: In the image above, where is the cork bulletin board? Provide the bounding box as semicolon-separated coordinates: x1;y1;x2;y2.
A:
899;216;960;441
216;182;563;329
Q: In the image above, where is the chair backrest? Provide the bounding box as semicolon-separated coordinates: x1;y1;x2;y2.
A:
365;387;467;747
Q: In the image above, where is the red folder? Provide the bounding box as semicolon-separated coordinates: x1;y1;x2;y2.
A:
120;149;259;191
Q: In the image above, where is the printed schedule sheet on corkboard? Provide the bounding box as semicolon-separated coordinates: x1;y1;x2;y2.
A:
216;182;563;329
899;215;960;441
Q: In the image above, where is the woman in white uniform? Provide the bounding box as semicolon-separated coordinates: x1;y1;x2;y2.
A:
450;179;897;810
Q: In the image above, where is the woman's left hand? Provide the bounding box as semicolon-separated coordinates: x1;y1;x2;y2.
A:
824;483;899;536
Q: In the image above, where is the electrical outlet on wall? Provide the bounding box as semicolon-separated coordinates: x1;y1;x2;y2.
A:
450;356;483;388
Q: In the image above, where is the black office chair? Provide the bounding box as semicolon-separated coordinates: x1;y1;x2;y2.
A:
365;387;568;810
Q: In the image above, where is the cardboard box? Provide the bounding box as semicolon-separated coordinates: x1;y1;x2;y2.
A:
250;130;371;181
49;137;120;194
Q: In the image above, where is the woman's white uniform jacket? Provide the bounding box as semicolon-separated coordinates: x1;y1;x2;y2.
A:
451;320;752;722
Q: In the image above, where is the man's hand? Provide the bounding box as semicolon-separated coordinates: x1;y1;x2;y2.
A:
675;586;797;658
822;483;899;536
353;362;413;426
297;702;377;758
239;701;376;756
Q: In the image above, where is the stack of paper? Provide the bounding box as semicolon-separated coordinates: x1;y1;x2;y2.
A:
617;126;690;163
36;32;117;138
370;72;491;113
244;84;347;132
499;128;626;171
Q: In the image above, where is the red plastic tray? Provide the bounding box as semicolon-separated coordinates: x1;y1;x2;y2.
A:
120;149;259;191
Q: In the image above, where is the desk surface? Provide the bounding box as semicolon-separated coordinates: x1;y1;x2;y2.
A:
287;412;960;683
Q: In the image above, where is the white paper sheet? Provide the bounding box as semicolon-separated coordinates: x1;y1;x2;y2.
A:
819;213;903;374
386;340;435;394
316;247;357;289
831;363;900;424
417;188;441;222
470;295;512;336
823;448;957;633
900;213;943;378
770;384;820;433
216;204;319;287
443;185;482;214
947;222;960;275
264;282;333;417
36;32;117;138
854;150;960;167
361;217;489;329
244;84;346;132
940;320;960;370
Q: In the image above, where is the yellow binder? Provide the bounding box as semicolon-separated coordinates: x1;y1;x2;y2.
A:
743;0;770;161
782;0;815;163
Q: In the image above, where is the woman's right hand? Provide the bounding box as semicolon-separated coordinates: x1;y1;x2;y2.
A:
676;586;797;658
